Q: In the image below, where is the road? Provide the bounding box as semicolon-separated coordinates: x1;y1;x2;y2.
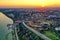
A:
22;22;52;40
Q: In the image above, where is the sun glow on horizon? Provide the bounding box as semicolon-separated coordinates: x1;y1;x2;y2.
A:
0;0;60;8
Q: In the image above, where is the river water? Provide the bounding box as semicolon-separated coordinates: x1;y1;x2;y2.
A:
0;12;13;40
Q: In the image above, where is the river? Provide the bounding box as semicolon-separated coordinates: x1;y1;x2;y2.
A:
0;12;13;40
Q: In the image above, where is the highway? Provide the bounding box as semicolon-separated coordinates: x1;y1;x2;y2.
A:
22;22;52;40
13;23;19;40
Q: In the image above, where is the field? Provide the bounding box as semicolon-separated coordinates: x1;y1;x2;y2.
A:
43;30;60;40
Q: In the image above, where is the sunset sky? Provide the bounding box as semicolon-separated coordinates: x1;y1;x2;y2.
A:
0;0;60;8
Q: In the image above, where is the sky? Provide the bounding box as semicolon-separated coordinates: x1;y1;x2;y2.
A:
0;0;60;8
